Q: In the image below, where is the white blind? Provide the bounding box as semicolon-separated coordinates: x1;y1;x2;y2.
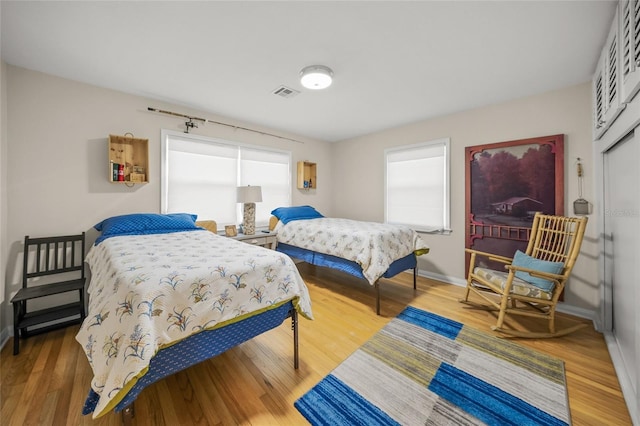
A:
385;138;450;232
239;147;290;227
162;131;291;227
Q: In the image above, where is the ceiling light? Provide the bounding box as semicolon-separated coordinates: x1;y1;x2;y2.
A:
300;65;333;90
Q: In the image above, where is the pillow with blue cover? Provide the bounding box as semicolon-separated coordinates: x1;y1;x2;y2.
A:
94;213;199;244
511;250;564;291
271;205;324;224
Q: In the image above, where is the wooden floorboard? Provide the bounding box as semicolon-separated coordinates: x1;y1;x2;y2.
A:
1;263;632;425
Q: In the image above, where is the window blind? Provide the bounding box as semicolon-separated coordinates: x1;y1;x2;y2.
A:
162;131;291;227
385;138;450;232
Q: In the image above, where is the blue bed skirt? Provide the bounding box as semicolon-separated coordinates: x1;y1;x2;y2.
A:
82;301;296;415
276;243;416;282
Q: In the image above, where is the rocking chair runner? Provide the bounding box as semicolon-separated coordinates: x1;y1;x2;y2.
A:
461;212;588;338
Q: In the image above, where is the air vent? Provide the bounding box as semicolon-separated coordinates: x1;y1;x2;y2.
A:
272;85;300;98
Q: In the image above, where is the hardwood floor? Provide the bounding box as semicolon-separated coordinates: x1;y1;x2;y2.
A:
1;263;632;425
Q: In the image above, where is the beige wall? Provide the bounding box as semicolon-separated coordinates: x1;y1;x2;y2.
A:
1;61;6;308
0;65;333;334
331;82;598;315
0;65;599;338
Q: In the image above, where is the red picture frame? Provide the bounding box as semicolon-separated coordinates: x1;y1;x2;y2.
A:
465;134;564;274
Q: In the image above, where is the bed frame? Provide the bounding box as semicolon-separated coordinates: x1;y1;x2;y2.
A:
277;243;417;315
82;301;299;424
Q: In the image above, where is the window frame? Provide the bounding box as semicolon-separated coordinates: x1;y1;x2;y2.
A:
384;137;451;234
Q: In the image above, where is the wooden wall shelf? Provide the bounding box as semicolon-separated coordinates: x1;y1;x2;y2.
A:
297;161;316;189
109;134;149;183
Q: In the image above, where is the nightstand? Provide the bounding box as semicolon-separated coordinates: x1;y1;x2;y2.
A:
229;231;277;249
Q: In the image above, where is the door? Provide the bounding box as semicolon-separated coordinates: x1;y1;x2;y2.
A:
604;128;638;417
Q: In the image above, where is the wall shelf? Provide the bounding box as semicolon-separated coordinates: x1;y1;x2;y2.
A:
109;134;149;183
297;161;316;189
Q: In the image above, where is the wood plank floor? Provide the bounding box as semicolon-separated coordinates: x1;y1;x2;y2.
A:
1;263;632;425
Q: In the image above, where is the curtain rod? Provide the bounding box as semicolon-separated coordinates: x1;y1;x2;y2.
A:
147;107;304;144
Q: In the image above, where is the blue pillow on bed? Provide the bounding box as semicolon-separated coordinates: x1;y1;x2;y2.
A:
271;206;324;224
94;213;199;244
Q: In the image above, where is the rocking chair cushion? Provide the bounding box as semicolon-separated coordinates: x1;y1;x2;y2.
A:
473;267;554;301
512;250;564;291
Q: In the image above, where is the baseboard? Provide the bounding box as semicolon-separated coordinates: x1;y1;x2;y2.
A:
604;331;639;425
555;303;598;324
0;325;11;352
418;269;467;287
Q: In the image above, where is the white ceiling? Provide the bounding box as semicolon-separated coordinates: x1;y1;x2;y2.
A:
1;1;616;142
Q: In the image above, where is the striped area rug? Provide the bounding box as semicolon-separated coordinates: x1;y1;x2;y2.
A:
295;306;570;426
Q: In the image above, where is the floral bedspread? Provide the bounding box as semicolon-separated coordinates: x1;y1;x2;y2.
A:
274;218;429;284
75;230;313;418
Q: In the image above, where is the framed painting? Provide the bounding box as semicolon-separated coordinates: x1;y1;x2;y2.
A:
465;134;564;274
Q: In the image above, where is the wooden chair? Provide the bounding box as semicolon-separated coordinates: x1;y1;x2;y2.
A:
11;233;86;354
460;212;588;338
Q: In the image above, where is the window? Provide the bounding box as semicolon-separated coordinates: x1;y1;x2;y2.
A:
384;138;450;233
161;130;291;228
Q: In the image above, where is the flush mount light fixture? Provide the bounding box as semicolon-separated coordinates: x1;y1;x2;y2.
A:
300;65;333;90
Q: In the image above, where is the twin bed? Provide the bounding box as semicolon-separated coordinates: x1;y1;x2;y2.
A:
76;208;428;419
270;206;429;315
75;213;313;419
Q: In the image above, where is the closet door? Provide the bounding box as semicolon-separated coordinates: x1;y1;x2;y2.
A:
604;128;639;418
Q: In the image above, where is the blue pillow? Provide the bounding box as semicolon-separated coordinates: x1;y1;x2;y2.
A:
271;205;324;224
94;213;199;244
511;250;564;291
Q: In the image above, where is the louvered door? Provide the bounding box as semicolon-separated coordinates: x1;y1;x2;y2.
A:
593;60;606;138
594;8;624;140
603;8;623;126
621;0;640;103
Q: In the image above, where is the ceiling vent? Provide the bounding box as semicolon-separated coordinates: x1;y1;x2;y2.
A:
272;85;300;98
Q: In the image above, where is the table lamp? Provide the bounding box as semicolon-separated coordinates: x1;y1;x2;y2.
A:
237;185;262;235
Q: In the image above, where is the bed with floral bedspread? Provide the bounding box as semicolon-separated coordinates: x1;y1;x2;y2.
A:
270;206;429;314
76;213;313;419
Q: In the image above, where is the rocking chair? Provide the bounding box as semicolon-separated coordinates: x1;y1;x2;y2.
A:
461;212;588;338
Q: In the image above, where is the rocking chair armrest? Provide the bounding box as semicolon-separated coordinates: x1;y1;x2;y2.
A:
464;248;513;264
505;264;564;284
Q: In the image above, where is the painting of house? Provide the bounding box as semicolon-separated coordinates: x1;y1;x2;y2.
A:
491;196;542;217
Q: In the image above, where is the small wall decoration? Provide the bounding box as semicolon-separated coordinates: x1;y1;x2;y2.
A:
224;225;238;237
108;133;149;184
465;134;564;274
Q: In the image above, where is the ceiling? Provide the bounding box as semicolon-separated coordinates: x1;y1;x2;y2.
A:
1;1;616;142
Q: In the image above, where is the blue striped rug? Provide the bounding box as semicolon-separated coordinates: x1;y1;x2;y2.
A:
295;306;570;426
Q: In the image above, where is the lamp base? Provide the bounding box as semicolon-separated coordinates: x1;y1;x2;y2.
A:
242;202;256;235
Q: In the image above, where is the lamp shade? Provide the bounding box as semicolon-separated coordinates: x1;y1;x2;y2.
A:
300;65;333;90
237;185;263;203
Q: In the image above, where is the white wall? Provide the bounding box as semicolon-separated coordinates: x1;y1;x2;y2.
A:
0;65;333;334
331;82;599;315
1;61;7;308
